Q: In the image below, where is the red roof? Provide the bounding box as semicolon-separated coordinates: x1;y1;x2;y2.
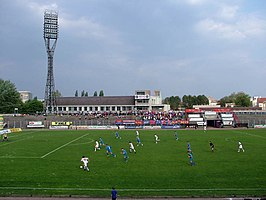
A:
257;98;266;103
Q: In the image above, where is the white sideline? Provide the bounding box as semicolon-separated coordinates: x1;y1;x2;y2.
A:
41;134;89;158
0;136;34;147
0;186;264;191
0;156;40;159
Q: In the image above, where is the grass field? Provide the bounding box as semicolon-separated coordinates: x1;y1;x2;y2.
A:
0;128;265;198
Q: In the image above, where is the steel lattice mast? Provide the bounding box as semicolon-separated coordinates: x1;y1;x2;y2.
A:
43;10;58;113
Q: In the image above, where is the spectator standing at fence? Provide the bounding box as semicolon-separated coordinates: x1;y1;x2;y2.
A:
111;187;118;200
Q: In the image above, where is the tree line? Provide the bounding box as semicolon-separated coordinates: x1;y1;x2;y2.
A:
0;79;43;114
0;79;252;114
74;90;104;97
163;92;251;110
163;95;209;110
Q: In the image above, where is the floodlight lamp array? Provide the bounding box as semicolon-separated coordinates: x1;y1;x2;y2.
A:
43;10;58;39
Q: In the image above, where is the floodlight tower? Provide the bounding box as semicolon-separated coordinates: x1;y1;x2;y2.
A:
43;10;58;113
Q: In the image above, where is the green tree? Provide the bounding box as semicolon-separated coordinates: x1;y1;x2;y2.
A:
21;97;43;114
81;90;85;97
196;95;209;105
219;95;233;107
99;90;104;96
75;90;78;97
235;92;251;107
163;96;181;110
182;95;195;108
93;91;98;96
0;79;22;113
219;92;250;107
85;92;88;96
53;90;62;98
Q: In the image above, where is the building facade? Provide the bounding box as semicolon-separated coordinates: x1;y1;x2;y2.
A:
19;91;32;103
251;96;266;110
55;90;170;114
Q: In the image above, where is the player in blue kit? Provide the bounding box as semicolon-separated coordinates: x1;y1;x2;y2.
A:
136;136;143;146
187;142;191;153
99;137;105;147
115;131;121;139
188;152;195;166
106;144;116;157
121;148;128;162
174;131;179;141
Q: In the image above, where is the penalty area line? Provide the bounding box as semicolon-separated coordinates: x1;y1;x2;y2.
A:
41;134;89;158
69;138;95;146
0;186;265;192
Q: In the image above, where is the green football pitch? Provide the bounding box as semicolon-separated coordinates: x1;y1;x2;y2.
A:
0;128;265;197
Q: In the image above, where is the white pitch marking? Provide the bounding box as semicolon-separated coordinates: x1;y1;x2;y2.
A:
8;130;39;138
0;156;40;159
41;134;89;158
69;138;95;146
231;130;266;139
0;136;33;147
0;130;41;147
0;186;264;191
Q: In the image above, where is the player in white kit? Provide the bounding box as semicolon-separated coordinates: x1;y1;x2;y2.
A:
129;141;136;153
80;156;90;171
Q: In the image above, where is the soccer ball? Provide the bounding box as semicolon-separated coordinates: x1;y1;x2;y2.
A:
80;166;83;169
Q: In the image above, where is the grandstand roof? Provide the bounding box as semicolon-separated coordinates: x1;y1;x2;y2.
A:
56;96;135;106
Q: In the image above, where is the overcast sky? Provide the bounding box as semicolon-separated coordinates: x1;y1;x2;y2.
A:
0;0;266;100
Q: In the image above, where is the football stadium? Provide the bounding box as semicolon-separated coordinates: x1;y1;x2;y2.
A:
1;2;266;200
